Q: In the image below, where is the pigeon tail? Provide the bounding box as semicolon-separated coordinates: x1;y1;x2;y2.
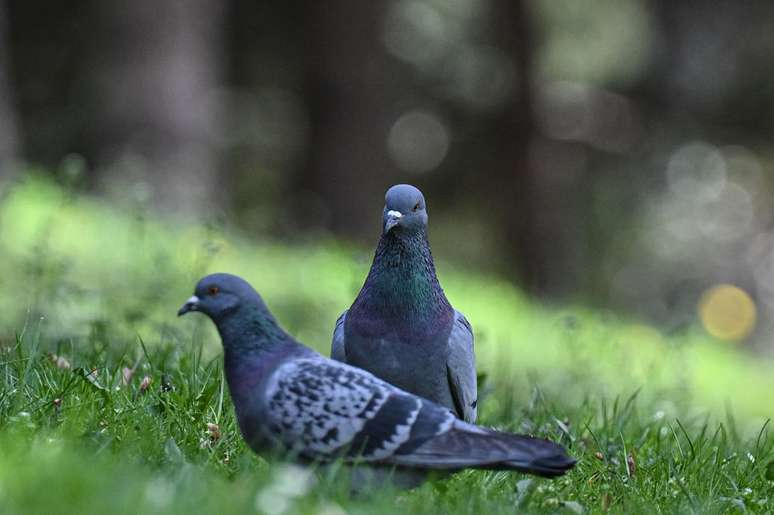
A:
389;420;576;477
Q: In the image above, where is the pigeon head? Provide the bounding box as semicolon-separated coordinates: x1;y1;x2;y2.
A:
383;184;427;235
178;273;265;322
178;273;293;356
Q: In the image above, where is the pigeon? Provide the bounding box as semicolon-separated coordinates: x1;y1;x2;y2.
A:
333;184;478;422
178;273;576;480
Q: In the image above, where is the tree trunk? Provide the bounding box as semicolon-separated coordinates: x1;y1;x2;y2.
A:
487;0;564;295
0;0;18;183
298;0;404;241
92;0;226;212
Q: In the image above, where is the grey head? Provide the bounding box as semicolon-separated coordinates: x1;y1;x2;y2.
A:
177;273;270;325
383;184;428;235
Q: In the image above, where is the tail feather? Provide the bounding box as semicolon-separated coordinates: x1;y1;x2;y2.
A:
388;420;577;478
501;448;578;478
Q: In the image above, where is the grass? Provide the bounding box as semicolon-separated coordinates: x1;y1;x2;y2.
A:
1;176;774;514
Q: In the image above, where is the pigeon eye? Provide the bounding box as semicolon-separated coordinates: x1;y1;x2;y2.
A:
208;286;220;296
413;202;420;212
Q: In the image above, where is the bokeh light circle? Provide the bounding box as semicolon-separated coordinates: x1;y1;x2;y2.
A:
698;284;756;342
387;110;449;173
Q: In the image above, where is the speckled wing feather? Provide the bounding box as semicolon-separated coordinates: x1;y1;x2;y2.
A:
446;311;477;423
264;357;455;462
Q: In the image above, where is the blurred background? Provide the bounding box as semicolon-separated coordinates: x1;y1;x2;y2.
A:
1;0;773;352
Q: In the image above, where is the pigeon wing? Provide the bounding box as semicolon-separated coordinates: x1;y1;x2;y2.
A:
330;310;347;362
263;357;454;462
263;357;575;476
446;311;477;423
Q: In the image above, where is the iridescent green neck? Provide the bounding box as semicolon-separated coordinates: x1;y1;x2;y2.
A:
353;229;452;319
215;303;291;356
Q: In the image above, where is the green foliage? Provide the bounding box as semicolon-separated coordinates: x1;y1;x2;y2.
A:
1;177;773;514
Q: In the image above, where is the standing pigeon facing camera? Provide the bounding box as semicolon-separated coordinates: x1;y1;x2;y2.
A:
333;184;478;422
178;273;576;480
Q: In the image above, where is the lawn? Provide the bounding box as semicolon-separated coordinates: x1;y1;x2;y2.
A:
1;177;773;514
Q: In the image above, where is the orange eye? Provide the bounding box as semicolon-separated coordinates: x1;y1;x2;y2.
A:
208;286;219;295
413;202;420;211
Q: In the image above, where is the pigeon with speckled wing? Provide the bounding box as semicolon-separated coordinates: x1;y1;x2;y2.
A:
179;273;576;479
333;184;478;422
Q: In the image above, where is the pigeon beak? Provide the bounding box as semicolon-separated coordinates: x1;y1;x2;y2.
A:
384;210;403;232
177;295;200;316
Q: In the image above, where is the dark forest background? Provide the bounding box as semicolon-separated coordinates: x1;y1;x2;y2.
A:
2;0;774;349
